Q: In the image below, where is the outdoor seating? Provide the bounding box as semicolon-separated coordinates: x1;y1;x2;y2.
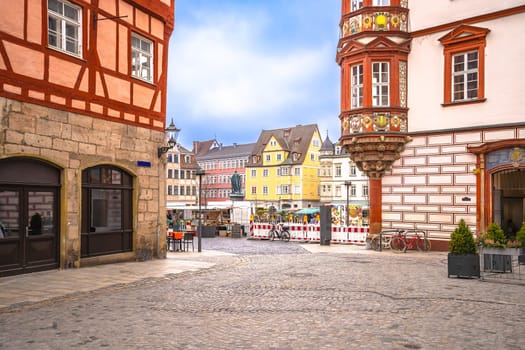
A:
182;231;195;252
167;231;184;251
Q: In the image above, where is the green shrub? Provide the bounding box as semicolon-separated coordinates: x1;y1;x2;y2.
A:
449;219;477;254
484;222;507;247
516;222;525;247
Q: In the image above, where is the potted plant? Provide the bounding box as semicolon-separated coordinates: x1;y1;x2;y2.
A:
448;219;480;278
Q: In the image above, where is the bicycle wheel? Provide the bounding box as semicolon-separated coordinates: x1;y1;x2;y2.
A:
389;237;406;252
370;237;379;251
282;230;290;242
269;230;275;241
416;238;431;252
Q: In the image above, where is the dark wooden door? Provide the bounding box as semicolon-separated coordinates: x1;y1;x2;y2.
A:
0;187;59;276
0;157;61;277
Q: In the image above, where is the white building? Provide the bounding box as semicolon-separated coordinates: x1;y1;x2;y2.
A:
319;134;369;225
337;1;525;250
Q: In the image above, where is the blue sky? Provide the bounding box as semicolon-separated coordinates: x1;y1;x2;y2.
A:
167;0;341;149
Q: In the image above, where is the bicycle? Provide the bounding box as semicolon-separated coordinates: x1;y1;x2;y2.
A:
268;223;290;242
389;230;431;253
370;229;404;251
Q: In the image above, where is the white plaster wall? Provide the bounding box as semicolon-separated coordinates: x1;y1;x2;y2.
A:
409;0;525;32
408;12;525;132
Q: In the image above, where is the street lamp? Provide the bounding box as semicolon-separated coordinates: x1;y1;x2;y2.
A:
195;169;206;252
157;119;180;157
344;181;352;226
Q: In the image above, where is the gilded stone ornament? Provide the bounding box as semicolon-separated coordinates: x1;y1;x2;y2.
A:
350;116;361;133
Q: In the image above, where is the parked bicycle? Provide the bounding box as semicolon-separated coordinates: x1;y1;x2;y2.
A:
370;229;405;251
268;223;290;242
389;230;431;253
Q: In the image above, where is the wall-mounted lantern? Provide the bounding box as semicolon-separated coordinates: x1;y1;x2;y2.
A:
157;119;180;157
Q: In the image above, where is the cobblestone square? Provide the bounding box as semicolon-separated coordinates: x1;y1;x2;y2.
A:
0;238;523;349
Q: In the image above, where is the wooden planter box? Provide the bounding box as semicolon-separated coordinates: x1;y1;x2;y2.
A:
447;254;480;278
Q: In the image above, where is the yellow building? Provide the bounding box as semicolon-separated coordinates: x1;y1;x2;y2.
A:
245;124;322;212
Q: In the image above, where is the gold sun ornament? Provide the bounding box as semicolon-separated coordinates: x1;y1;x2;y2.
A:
510;147;523;167
375;13;387;29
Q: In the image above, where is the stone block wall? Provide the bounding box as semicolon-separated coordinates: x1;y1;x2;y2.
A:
0;97;168;267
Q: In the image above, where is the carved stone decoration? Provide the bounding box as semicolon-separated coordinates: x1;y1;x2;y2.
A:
340;134;412;179
399;61;407;108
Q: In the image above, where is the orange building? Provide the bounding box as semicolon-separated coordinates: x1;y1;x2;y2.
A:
0;0;175;276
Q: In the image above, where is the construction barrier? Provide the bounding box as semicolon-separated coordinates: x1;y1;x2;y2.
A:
250;222;368;244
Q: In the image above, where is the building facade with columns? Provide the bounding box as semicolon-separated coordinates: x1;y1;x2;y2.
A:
0;0;175;276
337;1;525;249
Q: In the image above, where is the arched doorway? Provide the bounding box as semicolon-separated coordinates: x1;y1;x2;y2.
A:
0;157;61;276
469;142;525;233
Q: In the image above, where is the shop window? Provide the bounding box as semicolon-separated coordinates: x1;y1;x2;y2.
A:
81;166;132;257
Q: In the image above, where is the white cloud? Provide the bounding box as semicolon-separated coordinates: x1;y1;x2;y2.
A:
168;8;334;125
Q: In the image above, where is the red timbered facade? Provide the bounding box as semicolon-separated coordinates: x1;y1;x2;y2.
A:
0;0;175;276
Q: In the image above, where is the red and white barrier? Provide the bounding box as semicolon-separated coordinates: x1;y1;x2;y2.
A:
249;222;368;245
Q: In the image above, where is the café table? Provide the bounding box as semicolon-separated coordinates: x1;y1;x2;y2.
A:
167;231;184;251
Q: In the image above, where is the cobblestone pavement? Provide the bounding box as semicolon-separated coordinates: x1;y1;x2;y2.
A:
0;238;524;349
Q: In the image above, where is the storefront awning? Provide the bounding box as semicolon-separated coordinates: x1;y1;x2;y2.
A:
295;208;320;215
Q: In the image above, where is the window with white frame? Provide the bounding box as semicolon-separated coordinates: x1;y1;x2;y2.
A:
263;186;269;195
251;169;256;177
336;185;341;197
310;153;315;161
452;51;478;102
373;0;390;5
294;167;301;176
281;185;290;195
350;165;357;176
131;33;154;83
276;153;282;161
313;139;320;147
351;64;363;109
351;0;363;11
47;0;82;57
294;185;301;194
351;184;357;197
265;154;271;162
281;167;289;176
372;62;389;107
335;165;342;177
251;186;257;195
362;184;369;197
263;169;269;177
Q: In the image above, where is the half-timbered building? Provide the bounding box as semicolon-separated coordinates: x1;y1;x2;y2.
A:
0;0;175;276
